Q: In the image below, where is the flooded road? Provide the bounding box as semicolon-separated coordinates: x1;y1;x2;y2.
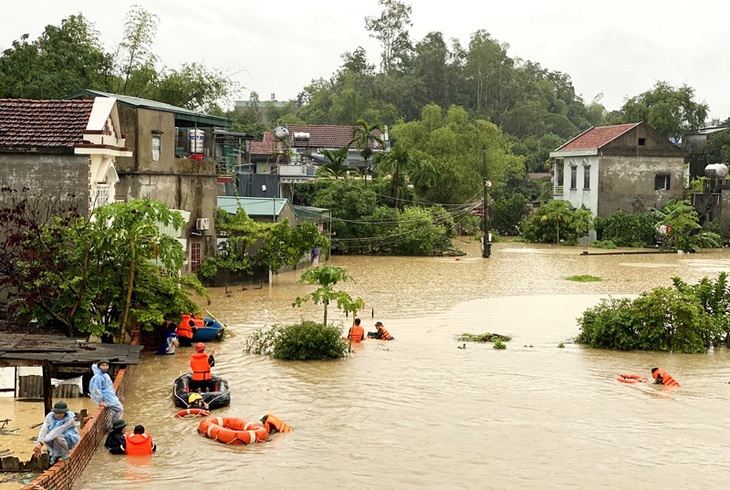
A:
8;240;730;488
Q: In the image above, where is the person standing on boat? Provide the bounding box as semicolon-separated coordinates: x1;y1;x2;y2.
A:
90;359;124;429
651;368;680;387
189;342;216;393
33;401;80;465
369;321;394;340
348;318;365;343
177;314;195;347
156;317;179;355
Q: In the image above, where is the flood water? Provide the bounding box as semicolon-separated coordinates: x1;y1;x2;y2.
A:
6;239;730;489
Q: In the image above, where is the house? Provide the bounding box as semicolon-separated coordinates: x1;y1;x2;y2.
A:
71;90;237;274
0;98;131;211
550;122;686;231
240;123;388;200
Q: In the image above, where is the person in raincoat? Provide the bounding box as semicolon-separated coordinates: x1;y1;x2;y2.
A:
89;359;124;429
33;401;80;465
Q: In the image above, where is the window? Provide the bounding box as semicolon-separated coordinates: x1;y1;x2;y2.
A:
94;184;109;209
638;138;646;146
583;165;591;190
570;165;577;190
152;134;161;161
655;174;670;191
190;242;201;273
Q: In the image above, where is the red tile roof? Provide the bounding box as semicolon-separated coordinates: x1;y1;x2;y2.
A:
249;130;275;156
555;123;641;152
287;124;384;149
0;99;95;148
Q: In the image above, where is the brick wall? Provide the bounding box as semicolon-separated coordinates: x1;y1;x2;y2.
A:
22;348;138;490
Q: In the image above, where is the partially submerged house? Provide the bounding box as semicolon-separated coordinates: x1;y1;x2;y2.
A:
0;98;131;211
550;122;686;233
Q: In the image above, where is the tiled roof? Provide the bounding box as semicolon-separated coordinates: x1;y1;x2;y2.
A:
287;124;384;149
555;123;641;152
250;131;275;156
0;99;94;148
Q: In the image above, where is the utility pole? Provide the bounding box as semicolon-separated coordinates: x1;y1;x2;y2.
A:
482;145;491;258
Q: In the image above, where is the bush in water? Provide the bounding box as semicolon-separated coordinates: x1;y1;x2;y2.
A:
245;321;349;361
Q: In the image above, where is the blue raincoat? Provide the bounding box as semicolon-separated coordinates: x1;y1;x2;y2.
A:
36;411;80;459
89;363;124;425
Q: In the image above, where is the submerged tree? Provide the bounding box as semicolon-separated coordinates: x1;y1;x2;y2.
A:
293;265;364;326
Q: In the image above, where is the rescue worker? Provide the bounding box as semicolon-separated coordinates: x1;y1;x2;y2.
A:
33;401;81;465
105;419;127;455
187;392;209;410
260;414;294;433
124;424;156;455
89;359;124;429
348;318;365;343
177;314;195;347
189;342;216;393
651;367;680;387
369;321;394;340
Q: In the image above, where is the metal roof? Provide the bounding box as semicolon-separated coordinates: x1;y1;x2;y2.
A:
293;205;330;222
218;196;289;217
69;90;231;128
0;334;142;366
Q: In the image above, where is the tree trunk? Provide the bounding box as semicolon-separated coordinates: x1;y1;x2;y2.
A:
120;243;136;340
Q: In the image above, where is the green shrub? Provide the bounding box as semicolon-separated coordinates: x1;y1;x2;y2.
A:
456;333;512;342
245;321;349;360
566;275;602;282
492;338;507;349
590;240;617;249
594;211;656;247
521;200;593;244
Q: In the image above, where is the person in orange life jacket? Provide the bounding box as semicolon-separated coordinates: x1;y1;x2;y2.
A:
105;419;127;455
368;321;394;340
187;392;209;410
651;368;680;387
124;424;156;456
348;318;365;343
177;313;196;347
189;342;216;393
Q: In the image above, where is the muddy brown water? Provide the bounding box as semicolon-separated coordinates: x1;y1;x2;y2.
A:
4;240;730;489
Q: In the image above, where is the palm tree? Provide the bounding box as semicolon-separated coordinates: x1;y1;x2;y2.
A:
349;119;384;189
318;147;358;179
375;145;412;209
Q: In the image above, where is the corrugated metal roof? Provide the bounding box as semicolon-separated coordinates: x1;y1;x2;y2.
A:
70;90;231;127
0;333;142;365
293;205;329;221
218;196;288;217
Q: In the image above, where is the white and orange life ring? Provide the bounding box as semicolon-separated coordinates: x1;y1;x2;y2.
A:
198;417;269;445
175;408;211;418
617;373;648;384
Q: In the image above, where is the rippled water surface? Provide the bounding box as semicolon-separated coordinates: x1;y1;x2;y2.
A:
7;240;730;489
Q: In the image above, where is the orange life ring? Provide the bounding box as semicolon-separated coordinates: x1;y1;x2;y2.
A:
617;373;648;384
198;417;269;445
175;408;211;418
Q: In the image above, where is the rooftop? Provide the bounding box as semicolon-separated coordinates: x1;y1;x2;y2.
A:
554;123;641;152
0;99;94;148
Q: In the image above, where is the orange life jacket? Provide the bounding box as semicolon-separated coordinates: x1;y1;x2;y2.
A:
378;327;393;340
349;325;365;342
124;432;154;456
261;414;293;433
652;369;680;387
177;315;193;339
193;316;205;329
190;352;212;381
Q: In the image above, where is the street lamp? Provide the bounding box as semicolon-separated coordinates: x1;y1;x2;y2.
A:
482;146;491;258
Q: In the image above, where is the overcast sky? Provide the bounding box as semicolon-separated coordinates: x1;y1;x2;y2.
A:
3;1;728;122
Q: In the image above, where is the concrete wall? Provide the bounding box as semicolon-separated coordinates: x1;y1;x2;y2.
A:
0;152;90;202
113;106;219;274
597;155;684;216
562;155;600;215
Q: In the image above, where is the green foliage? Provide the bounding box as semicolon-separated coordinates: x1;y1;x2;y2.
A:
577;275;730;353
492;338;507;349
557;342;565;348
318;147;359;179
590;240;617;249
492;193;531;236
706;129;730;165
521;200;593;244
594;211;656;247
612;81;708;140
456;333;512;342
244;322;349;360
652;200;723;252
566;275;602;282
293;265;365;326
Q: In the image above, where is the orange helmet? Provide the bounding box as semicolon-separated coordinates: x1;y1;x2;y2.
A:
195;342;205;352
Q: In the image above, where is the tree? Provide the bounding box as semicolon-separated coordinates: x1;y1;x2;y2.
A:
374;144;412;209
293;265;364;326
349;119;385;189
521;199;593;244
652;199;722;252
114;4;159;95
154;62;235;113
0;14;111;99
615;81;708;140
364;0;413;74
318;147;358;179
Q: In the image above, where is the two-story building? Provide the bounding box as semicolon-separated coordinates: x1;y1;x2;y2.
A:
550;122;686;238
